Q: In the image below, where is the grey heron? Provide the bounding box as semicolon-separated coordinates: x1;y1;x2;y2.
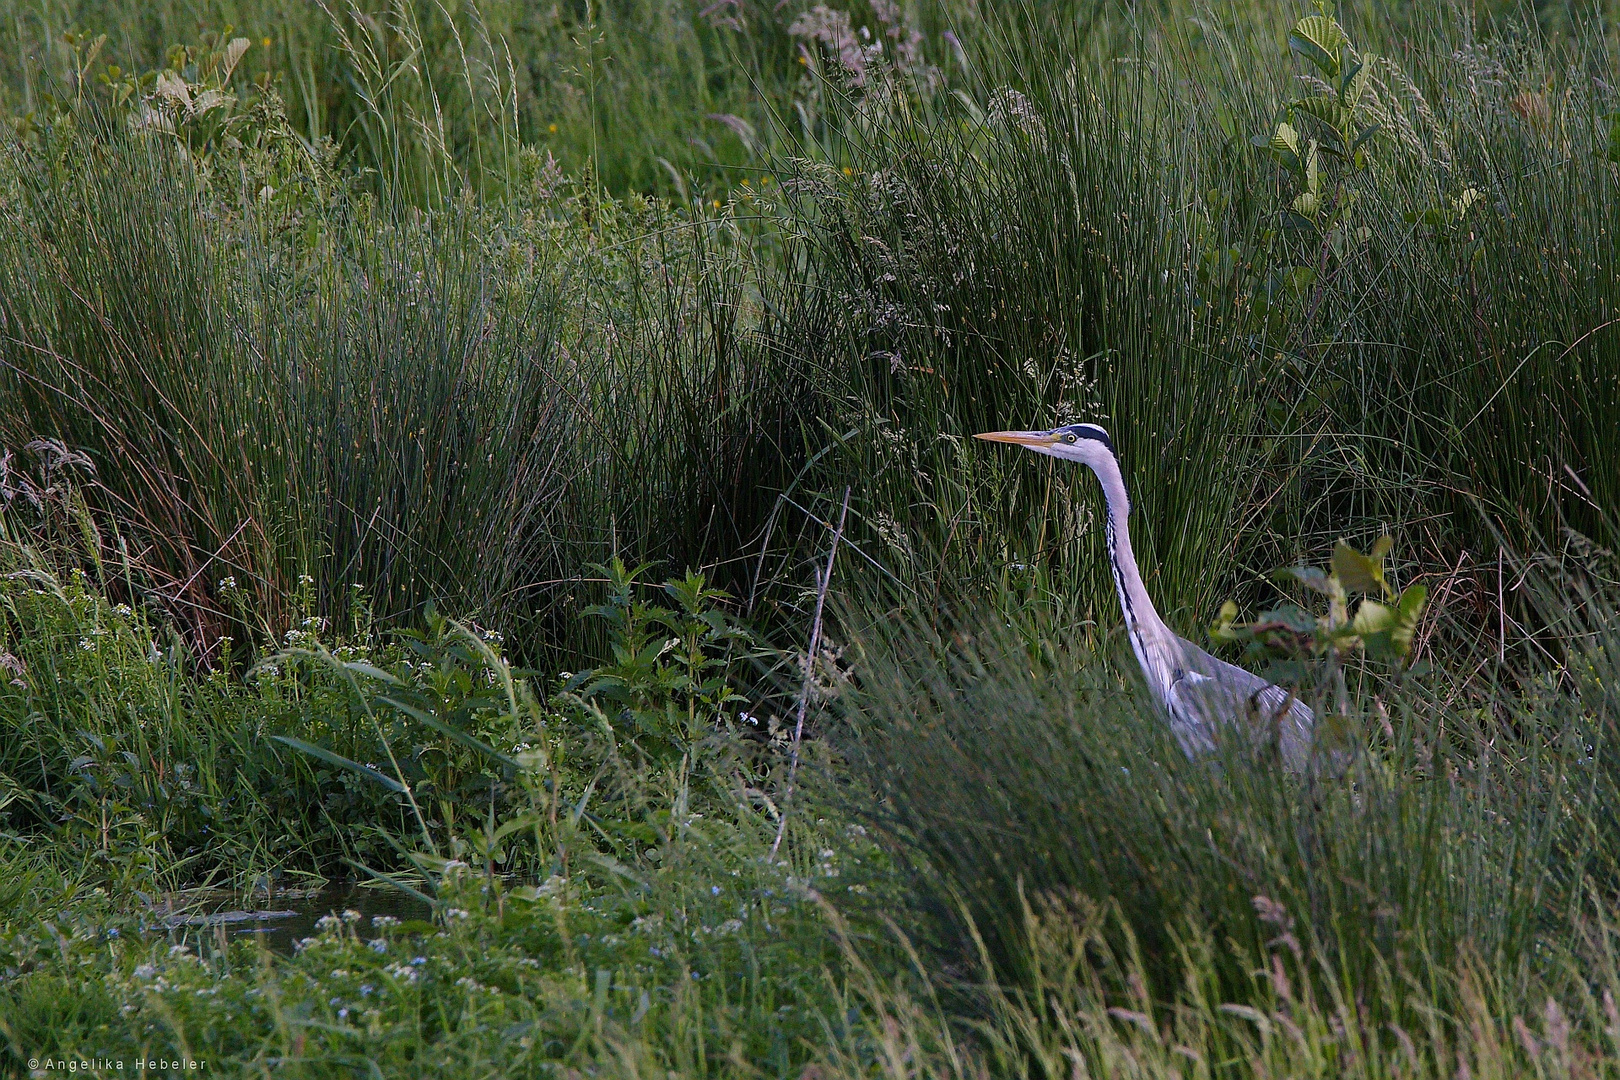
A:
976;423;1316;771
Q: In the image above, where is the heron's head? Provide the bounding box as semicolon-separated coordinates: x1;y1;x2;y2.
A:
974;423;1116;469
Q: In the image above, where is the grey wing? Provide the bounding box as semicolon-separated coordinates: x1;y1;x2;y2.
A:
1169;639;1316;772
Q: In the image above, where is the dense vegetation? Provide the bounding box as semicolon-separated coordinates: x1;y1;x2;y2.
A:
1;0;1619;1075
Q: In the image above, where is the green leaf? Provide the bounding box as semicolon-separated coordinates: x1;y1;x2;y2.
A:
1291;191;1320;218
1392;584;1429;655
1352;599;1396;636
509;885;550;904
375;695;519;771
342;661;402;686
1282;565;1334;594
342;857;437;908
270;735;406;793
1351;122;1382;152
490;813;540;845
1295;94;1346;130
1331;539;1386;594
1267;120;1301;160
1289;15;1347;78
1338;57;1366;106
1209;600;1243;642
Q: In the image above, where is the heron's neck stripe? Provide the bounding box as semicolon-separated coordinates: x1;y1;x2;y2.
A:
1107;517;1150;662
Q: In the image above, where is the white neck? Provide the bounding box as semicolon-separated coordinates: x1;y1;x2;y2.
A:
1087;452;1173;652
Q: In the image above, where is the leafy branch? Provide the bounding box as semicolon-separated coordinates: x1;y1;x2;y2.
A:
1212;536;1428;667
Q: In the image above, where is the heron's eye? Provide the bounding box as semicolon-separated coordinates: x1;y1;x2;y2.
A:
1061;432;1077;444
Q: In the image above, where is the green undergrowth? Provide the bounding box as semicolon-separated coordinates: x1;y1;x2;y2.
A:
10;552;1620;1077
0;530;789;894
4;0;1620;1076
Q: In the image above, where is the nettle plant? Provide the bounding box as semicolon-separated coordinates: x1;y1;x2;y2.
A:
1211;536;1428;717
567;558;759;759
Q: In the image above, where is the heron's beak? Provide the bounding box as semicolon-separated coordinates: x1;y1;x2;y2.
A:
974;430;1060;446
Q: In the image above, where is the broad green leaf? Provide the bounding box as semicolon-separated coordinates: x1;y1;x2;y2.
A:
1397;582;1428;619
490;813;540;845
1370;535;1393;561
270;735;406;793
1352;599;1396;636
1332;539;1386;594
1269;120;1300;156
1289;15;1347;78
1295;94;1345;129
1292;191;1320;218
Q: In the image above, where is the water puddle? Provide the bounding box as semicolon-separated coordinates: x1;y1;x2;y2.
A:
155;884;434;954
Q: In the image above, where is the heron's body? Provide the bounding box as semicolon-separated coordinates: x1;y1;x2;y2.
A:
977;422;1315;771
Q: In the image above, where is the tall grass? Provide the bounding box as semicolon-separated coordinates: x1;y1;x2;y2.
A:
0;120;821;660
0;0;824;201
2;2;1620;1072
825;552;1620;1071
776;0;1620;644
